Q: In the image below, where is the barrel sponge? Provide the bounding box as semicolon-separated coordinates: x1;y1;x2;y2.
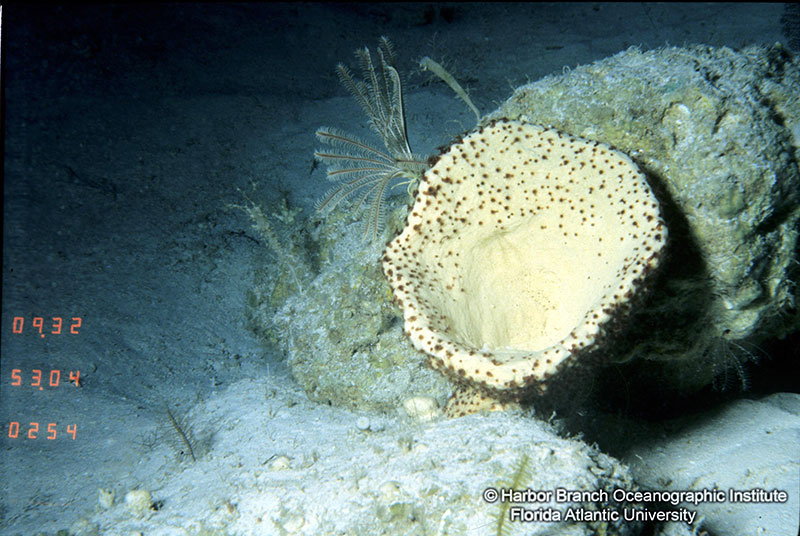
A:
382;120;667;394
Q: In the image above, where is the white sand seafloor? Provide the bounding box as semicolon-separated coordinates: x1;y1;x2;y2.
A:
1;4;798;536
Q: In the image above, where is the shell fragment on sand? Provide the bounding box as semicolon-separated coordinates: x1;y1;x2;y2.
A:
382;120;667;394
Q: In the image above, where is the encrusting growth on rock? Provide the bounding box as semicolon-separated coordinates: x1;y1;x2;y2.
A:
382;120;667;406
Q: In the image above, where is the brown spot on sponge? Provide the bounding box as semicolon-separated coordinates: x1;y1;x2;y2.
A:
382;120;667;395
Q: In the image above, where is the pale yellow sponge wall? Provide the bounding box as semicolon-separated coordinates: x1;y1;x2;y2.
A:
382;120;666;393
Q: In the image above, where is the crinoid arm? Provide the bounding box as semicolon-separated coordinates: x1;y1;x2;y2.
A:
314;127;398;180
336;37;414;161
314;127;420;241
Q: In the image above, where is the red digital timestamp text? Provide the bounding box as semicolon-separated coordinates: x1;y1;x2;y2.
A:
11;316;82;337
10;369;81;388
7;421;77;440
